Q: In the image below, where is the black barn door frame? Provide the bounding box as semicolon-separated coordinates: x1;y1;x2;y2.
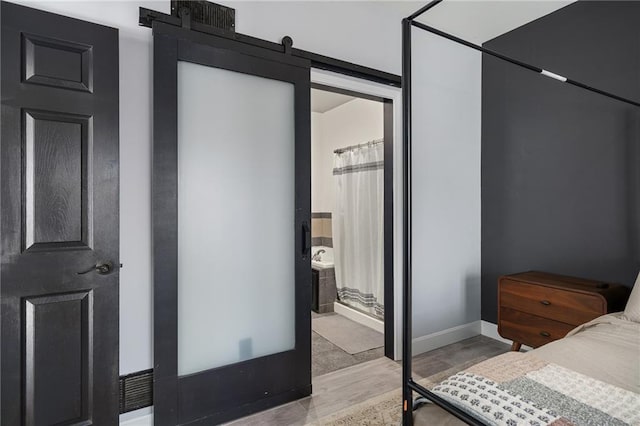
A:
144;6;403;423
141;6;402;371
310;82;396;359
139;7;401;88
152;20;312;425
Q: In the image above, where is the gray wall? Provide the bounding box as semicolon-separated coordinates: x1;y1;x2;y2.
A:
412;29;482;342
481;1;640;323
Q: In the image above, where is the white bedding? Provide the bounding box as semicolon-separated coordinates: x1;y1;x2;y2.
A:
415;313;640;425
532;313;640;393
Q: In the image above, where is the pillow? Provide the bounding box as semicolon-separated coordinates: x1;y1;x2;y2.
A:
623;271;640;322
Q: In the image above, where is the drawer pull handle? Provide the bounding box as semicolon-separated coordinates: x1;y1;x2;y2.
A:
540;331;551;337
540;300;551;306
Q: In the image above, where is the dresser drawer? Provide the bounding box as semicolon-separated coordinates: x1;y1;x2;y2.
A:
500;279;605;326
499;307;575;348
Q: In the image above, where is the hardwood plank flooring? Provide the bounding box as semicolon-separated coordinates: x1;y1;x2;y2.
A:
412;335;509;379
226;335;509;425
302;357;401;420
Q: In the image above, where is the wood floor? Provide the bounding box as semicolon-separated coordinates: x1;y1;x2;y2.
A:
226;335;509;425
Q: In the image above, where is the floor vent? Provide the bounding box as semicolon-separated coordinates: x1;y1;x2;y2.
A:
119;369;153;413
171;1;235;32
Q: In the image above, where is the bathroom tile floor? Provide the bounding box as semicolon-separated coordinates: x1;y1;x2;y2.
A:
311;312;384;377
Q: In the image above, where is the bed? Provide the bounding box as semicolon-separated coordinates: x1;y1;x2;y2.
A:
414;310;640;425
401;1;640;424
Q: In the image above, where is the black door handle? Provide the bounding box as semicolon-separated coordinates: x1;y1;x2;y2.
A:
77;261;113;275
302;222;311;256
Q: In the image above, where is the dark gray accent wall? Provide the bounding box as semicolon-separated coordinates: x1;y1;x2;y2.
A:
481;1;640;323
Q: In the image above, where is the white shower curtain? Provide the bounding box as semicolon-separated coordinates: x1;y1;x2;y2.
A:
333;140;384;319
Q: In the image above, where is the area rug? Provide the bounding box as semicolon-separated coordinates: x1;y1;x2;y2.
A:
312;314;383;354
306;357;490;425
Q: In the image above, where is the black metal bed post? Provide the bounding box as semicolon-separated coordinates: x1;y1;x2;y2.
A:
401;16;413;426
401;2;445;423
400;4;509;425
407;0;443;20
409;20;640;108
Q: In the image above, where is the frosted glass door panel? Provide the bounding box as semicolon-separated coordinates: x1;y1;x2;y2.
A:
177;61;296;376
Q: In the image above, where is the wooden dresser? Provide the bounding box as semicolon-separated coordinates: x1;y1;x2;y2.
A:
498;271;629;351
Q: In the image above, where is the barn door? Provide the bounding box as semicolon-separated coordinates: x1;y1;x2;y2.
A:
152;21;311;425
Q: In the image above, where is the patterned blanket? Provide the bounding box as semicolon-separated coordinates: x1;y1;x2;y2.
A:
431;352;640;426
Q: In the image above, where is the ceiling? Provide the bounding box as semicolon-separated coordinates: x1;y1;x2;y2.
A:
414;0;574;44
311;89;355;113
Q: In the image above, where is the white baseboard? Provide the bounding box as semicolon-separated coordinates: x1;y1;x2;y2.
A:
411;320;481;356
120;408;152;425
480;320;510;344
480;320;532;351
333;302;384;333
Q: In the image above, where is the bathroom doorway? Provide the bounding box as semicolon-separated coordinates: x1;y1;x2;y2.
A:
309;79;395;377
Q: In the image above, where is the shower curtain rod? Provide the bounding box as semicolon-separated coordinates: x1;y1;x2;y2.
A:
402;1;640;426
333;138;384;154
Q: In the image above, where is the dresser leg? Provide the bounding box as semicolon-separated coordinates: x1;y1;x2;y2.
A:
510;342;522;352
